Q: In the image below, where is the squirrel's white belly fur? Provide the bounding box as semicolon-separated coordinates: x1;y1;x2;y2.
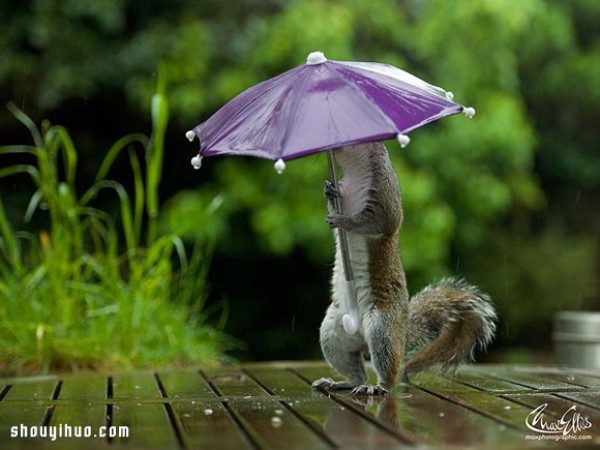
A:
331;172;373;339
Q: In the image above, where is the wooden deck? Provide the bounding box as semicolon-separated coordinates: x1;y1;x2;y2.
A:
1;362;599;448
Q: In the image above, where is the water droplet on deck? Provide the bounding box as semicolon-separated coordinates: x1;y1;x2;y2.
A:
204;408;214;416
274;409;284;416
439;412;446;417
271;416;283;427
503;405;511;410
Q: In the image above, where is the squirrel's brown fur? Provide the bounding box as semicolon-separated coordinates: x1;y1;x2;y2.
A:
312;142;497;395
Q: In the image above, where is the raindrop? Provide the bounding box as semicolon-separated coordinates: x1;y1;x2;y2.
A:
439;412;446;418
204;408;214;416
185;130;195;142
271;416;283;427
274;409;284;416
503;405;511;410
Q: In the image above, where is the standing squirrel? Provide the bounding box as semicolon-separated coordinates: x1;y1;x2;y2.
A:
312;142;497;396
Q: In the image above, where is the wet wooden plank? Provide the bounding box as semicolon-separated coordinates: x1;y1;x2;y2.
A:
227;397;333;450
1;378;59;402
202;367;271;398
157;370;217;399
248;366;415;448
47;404;110;449
109;373;179;447
502;391;600;423
450;367;533;393
0;403;49;428
396;385;525;446
556;391;600;410
293;364;525;447
157;370;252;448
469;365;590;391
1;363;600;448
408;372;536;430
110;402;178;447
206;366;333;449
111;373;162;401
171;397;252;449
58;374;107;401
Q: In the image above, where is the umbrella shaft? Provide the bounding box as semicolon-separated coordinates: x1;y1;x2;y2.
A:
327;150;354;282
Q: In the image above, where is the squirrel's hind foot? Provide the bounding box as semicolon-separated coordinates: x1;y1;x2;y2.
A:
312;378;389;396
351;384;389;396
312;378;356;392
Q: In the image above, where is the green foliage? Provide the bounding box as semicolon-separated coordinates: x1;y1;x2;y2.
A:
0;99;227;374
466;225;599;345
2;0;599;356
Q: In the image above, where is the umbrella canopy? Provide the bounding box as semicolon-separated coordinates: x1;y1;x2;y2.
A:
186;51;476;336
187;51;474;171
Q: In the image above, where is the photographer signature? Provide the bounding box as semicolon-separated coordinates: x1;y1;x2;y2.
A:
526;403;592;435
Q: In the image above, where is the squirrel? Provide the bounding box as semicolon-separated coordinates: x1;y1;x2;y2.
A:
312;141;497;396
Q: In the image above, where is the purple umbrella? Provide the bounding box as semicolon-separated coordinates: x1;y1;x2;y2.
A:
186;51;475;335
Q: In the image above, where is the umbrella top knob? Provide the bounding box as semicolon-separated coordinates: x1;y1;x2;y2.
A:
306;51;327;65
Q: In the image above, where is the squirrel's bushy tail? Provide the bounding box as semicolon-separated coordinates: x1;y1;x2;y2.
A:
404;277;497;379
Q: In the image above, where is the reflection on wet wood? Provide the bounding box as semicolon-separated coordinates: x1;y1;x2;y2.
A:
1;363;599;448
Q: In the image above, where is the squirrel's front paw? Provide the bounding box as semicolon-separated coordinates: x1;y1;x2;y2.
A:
351;384;389;396
326;213;344;229
324;180;340;201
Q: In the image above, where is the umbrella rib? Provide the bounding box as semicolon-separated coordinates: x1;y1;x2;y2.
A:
329;63;402;136
278;67;313;159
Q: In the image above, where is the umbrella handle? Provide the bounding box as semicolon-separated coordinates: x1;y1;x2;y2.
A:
327;150;359;335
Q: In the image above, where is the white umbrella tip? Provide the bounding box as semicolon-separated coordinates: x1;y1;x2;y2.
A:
306;51;327;65
191;155;203;170
446;91;454;100
397;133;411;148
185;130;196;142
342;314;358;335
274;158;286;174
463;106;476;118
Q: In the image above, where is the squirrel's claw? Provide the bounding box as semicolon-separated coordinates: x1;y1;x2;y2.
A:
326;213;343;229
351;384;389;396
324;180;340;201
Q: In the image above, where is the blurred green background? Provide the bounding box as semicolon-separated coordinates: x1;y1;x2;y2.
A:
0;0;598;373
